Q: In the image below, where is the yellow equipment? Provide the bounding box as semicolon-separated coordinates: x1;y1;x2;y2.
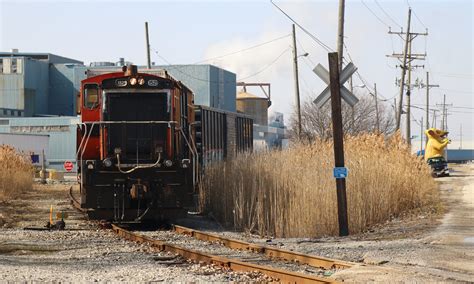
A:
424;128;450;177
424;128;450;161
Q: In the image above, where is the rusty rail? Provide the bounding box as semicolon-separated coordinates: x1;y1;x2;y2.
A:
172;225;352;270
69;186;87;213
111;224;336;283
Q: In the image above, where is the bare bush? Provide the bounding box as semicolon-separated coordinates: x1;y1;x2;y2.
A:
289;94;396;141
0;145;34;201
200;133;439;238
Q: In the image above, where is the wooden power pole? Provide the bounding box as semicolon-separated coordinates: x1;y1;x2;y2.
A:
388;8;428;135
424;71;439;131
145;22;151;69
337;0;345;71
292;24;302;139
328;52;349;237
374;83;380;132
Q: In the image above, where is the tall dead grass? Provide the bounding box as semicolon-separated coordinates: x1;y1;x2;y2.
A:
200;133;439;238
0;145;34;201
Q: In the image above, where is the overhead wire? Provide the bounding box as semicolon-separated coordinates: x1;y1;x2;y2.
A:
193;34;291;64
236;48;291;81
374;0;402;29
360;0;390;28
152;46;291;83
270;0;334;52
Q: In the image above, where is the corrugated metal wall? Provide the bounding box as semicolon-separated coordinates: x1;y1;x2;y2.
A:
0;116;78;170
24;58;49;115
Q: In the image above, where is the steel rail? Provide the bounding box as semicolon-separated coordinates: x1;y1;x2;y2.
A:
172;225;352;270
111;224;336;284
69;186;87;213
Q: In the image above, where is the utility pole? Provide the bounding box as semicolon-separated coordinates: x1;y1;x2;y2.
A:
406;40;412;145
292;24;302;139
374;83;380;132
387;8;428;133
145;22;151;69
420;117;424;153
432;110;437;128
394;8;411;131
441;95;446;131
337;0;345;71
328;52;349;237
423;72;439;130
460;124;463;149
394;98;397;123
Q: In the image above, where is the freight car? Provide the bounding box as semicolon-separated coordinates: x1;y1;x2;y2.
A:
76;65;252;222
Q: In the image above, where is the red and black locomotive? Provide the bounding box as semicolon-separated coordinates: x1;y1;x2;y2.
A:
77;65;252;222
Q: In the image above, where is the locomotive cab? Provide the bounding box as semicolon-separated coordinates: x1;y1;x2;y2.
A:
77;65;196;222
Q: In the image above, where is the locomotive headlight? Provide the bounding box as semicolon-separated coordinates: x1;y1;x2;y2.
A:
164;160;173;167
86;161;95;170
181;159;190;169
103;158;113;168
130;77;138;86
138;77;145;85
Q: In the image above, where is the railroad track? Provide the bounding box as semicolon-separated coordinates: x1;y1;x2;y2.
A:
69;186;352;283
69;186;86;213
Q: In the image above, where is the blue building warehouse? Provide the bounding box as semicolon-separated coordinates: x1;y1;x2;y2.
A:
0;51;83;117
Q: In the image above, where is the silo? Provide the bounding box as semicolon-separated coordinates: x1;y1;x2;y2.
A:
236;91;269;126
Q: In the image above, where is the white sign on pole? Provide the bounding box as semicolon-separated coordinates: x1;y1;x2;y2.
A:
313;62;359;108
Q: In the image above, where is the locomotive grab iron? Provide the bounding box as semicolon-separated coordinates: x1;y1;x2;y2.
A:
77;65;252;222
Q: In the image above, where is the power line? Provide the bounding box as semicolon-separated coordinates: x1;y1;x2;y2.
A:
270;0;334;52
193;34;291;64
360;0;390;28
374;0;402;29
237;48;291;81
152;47;291;83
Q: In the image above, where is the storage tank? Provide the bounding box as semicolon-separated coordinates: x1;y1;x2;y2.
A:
236;91;269;126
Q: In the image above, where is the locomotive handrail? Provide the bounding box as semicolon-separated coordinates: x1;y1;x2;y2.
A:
116;152;161;174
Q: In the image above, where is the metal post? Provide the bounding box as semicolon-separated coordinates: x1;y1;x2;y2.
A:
406;39;412;145
328;52;349;237
374;83;380;133
292;24;302;139
426;72;430;130
41;149;46;184
337;0;345;71
396;8;412;131
145;22;151;69
441;94;446;131
420;117;423;153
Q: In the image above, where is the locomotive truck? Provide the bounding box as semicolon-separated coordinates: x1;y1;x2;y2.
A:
76;65;252;222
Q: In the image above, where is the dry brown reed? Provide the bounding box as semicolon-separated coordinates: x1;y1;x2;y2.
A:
200;133;439;238
0;145;34;201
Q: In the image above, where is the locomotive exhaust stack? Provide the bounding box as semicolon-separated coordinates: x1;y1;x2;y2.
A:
123;64;138;76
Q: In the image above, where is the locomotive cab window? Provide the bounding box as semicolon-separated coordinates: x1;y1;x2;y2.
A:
83;84;99;109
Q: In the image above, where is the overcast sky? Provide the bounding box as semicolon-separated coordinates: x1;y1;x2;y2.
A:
1;0;472;144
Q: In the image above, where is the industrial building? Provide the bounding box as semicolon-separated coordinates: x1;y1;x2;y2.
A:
0;50;83;117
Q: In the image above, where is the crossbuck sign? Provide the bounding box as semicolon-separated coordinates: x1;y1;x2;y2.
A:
313;62;359;108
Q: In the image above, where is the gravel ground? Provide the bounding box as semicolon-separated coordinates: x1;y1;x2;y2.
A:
1;164;472;282
0;183;279;282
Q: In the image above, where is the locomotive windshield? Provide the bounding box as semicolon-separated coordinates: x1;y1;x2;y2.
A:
105;92;169;161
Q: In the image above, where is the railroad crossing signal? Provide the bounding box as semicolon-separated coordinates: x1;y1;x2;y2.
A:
313;62;359;108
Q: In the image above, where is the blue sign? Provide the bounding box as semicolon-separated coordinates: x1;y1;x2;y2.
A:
333;167;348;179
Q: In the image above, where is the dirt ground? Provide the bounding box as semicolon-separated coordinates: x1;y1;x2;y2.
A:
331;163;474;282
0;164;472;282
